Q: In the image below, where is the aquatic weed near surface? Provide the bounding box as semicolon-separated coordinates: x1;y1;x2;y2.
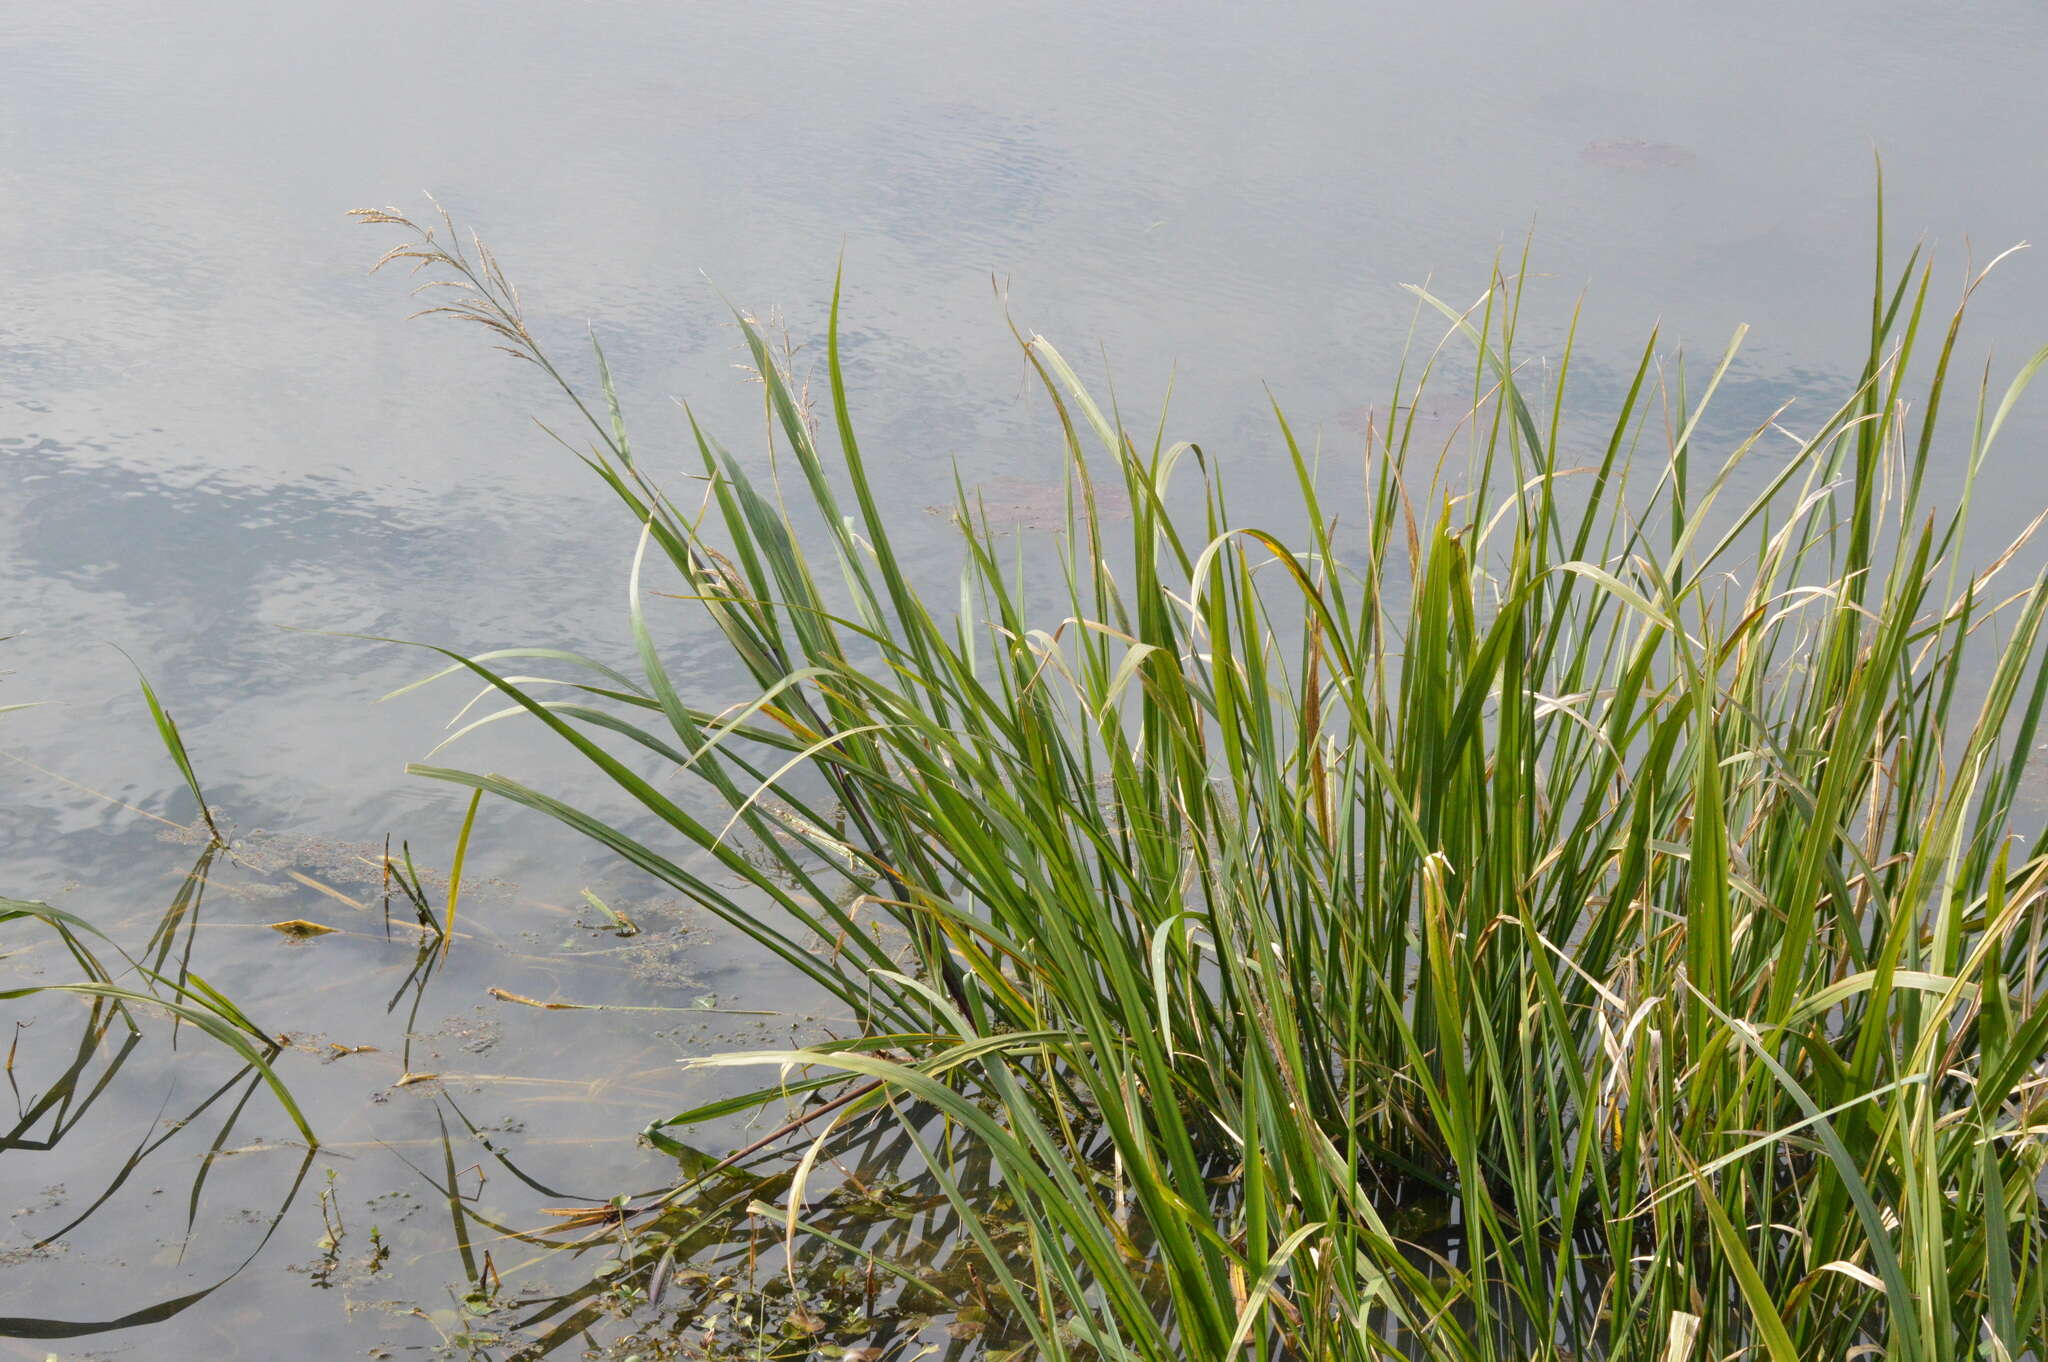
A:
361;197;2048;1361
1;661;314;1149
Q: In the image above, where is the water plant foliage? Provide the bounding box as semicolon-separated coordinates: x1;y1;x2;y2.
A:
361;199;2048;1360
1;666;313;1148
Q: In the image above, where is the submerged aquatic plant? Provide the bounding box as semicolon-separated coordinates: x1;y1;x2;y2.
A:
364;196;2048;1360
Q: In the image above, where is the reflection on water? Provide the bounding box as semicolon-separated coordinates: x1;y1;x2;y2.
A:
7;0;2048;1354
0;780;854;1358
1;842;315;1344
0;773;1063;1358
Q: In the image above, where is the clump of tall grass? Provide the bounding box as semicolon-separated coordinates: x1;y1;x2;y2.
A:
363;200;2048;1360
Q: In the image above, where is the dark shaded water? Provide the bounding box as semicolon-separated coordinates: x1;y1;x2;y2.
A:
7;1;2048;1357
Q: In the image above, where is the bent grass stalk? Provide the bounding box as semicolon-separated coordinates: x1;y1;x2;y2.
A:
122;651;226;846
362;197;2048;1360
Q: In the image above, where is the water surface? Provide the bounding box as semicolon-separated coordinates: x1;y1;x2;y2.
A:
6;1;2048;1357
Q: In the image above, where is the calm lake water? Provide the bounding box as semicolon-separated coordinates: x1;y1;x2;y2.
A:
7;1;2048;1357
